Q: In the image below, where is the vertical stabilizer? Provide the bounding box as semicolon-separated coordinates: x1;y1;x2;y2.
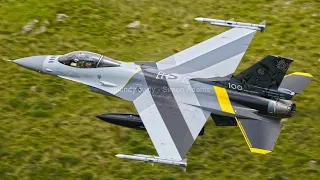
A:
231;55;293;89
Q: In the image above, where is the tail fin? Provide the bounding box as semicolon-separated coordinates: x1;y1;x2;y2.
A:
279;72;313;94
230;55;293;89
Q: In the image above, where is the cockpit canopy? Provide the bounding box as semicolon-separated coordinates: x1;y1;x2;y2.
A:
58;51;120;68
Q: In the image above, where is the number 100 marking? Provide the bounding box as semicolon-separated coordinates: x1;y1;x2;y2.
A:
228;83;243;91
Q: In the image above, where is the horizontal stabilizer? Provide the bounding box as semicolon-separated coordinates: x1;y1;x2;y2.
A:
279;72;313;94
235;118;283;154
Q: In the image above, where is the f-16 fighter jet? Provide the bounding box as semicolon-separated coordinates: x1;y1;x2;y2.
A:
10;17;312;171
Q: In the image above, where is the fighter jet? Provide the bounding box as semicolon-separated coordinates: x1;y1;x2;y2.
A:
9;17;312;171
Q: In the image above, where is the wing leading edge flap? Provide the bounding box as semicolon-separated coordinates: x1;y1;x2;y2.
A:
235;118;283;154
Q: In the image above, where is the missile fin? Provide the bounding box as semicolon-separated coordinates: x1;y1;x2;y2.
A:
180;166;187;172
259;20;266;25
148;160;154;166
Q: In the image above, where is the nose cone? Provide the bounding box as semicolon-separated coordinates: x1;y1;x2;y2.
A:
13;56;47;72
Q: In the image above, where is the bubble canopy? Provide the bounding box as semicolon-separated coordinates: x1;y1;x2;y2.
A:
58;51;120;68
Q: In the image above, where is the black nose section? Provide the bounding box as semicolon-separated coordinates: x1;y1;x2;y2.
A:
13;56;47;72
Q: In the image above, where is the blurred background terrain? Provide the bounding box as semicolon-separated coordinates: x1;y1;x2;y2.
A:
0;0;319;179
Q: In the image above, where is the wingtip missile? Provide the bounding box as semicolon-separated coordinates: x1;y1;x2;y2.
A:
115;154;187;170
194;17;267;32
115;154;124;158
195;17;205;22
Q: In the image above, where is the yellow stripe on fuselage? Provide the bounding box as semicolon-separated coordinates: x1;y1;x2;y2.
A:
213;86;235;114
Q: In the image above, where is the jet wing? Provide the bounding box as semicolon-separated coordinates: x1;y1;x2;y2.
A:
156;27;258;79
235;118;283;154
133;87;210;160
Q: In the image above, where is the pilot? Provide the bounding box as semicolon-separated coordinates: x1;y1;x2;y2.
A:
84;62;90;68
70;58;79;67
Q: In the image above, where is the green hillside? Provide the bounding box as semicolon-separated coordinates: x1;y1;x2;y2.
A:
0;0;319;179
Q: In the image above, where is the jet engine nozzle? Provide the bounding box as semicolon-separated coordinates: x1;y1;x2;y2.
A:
268;100;296;118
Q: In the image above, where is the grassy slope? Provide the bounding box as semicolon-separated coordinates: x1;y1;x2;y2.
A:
0;0;319;179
